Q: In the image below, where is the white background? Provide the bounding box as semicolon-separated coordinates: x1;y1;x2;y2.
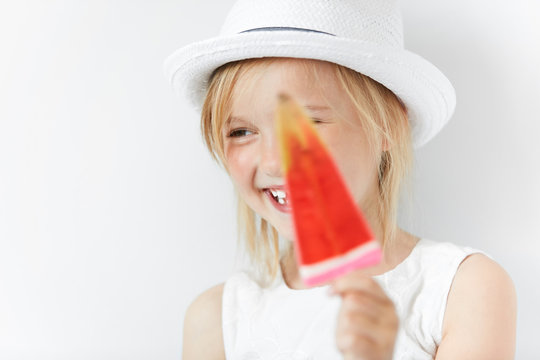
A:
0;0;538;358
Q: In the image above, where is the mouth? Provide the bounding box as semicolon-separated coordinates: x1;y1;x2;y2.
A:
263;186;291;212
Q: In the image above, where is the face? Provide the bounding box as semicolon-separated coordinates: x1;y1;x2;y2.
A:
222;59;382;241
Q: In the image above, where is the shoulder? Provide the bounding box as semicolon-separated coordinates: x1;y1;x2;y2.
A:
182;283;225;360
436;253;517;359
185;283;225;325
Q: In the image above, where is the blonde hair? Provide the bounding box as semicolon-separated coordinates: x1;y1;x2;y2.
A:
201;58;412;286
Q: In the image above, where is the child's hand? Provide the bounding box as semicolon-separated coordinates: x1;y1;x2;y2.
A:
330;271;398;360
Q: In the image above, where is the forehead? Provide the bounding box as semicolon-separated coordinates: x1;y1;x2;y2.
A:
235;58;337;88
230;58;344;114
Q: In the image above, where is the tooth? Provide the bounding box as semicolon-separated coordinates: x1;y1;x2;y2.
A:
276;190;286;199
270;189;278;196
278;198;285;205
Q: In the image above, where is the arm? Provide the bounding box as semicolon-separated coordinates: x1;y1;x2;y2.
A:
435;254;517;359
182;283;226;360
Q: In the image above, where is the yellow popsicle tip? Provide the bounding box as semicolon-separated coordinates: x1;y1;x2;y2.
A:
276;93;312;173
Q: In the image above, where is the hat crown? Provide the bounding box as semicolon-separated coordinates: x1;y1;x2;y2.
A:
221;0;404;48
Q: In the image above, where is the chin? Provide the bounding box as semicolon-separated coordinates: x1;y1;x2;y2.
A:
272;221;296;243
247;197;296;241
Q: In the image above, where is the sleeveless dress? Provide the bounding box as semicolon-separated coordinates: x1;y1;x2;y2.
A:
222;238;484;359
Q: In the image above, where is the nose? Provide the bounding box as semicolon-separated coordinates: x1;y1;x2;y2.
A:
259;134;283;178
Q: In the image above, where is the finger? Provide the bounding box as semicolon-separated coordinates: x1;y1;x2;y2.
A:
331;272;388;301
340;292;400;331
338;307;379;338
336;327;378;354
338;300;396;333
336;323;398;358
339;309;398;339
341;292;383;322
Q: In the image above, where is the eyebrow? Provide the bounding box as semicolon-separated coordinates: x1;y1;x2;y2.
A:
227;105;332;124
227;116;247;124
304;105;332;112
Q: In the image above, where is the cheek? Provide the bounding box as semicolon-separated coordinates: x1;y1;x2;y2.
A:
322;129;379;201
224;145;256;189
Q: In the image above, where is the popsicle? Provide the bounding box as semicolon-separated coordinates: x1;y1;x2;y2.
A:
275;93;382;287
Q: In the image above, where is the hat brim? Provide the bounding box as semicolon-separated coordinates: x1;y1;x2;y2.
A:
164;31;455;147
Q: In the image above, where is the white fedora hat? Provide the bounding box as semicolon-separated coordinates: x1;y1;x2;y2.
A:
164;0;456;147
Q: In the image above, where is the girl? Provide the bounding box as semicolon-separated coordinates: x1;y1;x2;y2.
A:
165;0;516;359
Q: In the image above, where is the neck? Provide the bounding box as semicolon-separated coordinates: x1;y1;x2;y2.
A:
279;228;419;290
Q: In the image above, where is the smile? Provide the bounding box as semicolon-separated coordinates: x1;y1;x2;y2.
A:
263;187;291;212
270;188;287;204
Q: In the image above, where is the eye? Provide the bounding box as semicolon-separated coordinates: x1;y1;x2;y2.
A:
228;128;254;138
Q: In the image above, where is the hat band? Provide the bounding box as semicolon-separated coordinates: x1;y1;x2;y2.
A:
240;26;335;36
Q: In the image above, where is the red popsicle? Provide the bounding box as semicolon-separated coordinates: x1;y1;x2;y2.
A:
275;94;382;286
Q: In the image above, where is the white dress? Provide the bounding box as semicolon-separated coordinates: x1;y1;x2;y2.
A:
222;238;483;359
